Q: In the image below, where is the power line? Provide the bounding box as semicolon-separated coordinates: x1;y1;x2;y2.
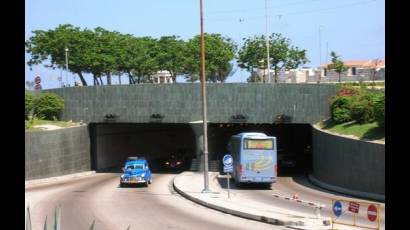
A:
204;0;377;21
206;0;321;15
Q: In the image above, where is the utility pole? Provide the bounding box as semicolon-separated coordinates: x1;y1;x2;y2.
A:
65;48;69;86
200;0;211;193
265;0;271;83
326;42;329;66
318;26;322;83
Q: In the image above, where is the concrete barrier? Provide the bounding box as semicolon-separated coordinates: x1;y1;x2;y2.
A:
25;125;91;180
312;126;385;200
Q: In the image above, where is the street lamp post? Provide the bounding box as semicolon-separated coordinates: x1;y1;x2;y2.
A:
200;0;211;193
265;0;271;83
65;48;69;86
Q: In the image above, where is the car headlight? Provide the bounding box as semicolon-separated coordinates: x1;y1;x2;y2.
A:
120;175;125;178
140;173;145;177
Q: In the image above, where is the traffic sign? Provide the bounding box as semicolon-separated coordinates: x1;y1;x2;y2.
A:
333;200;342;217
223;154;233;167
223;165;233;173
34;76;41;84
367;204;378;222
348;202;360;213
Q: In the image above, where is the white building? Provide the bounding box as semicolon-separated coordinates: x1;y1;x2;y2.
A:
151;70;174;84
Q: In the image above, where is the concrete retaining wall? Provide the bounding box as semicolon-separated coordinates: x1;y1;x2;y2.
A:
312;126;385;198
46;84;339;124
25;126;91;180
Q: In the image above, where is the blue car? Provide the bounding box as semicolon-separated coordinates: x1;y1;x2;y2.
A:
120;158;152;187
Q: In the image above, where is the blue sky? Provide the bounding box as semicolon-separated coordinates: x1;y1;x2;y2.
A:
25;0;385;89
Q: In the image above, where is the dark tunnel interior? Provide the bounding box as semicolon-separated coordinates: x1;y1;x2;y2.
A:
89;123;312;175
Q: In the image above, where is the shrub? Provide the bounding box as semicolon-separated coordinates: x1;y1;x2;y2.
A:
330;96;354;123
25;92;34;120
32;93;64;120
336;86;361;97
374;94;385;128
350;95;374;123
350;91;384;124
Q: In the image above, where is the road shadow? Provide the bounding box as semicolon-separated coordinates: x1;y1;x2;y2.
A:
289;175;383;202
216;174;272;190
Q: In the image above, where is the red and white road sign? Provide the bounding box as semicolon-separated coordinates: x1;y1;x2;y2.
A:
34;76;41;84
367;204;378;222
348;202;360;213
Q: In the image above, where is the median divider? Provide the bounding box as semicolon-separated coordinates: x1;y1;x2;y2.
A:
173;171;334;229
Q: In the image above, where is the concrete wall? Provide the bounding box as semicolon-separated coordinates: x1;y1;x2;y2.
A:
312;126;385;198
25;126;91;180
46;84;339;124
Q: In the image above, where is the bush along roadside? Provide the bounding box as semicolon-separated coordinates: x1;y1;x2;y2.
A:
330;86;384;126
25;92;64;121
324;86;385;140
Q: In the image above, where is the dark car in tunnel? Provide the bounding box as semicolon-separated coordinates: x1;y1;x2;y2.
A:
164;154;185;169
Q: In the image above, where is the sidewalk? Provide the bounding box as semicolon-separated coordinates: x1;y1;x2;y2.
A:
173;171;358;230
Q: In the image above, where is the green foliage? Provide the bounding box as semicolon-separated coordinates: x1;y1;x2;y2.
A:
330;87;385;125
156;36;187;82
32;93;64;120
350;94;375;124
25;92;34;120
238;33;308;82
329;51;348;82
330;96;354;123
184;33;237;82
26;25;237;85
374;93;385;128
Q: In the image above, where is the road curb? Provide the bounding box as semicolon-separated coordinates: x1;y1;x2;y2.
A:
173;174;307;227
25;171;96;189
308;174;385;202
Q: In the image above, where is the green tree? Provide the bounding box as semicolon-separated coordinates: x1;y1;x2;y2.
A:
26;24;91;86
32;93;64;120
329;51;348;82
238;33;308;83
84;27;122;85
155;36;187;83
184;33;237;82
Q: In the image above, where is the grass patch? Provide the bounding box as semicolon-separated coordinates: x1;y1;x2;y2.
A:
318;119;384;141
25;119;80;131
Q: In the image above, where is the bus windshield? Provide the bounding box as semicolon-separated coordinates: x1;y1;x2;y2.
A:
244;139;273;150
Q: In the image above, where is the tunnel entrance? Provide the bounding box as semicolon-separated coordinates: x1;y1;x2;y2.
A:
89;123;196;172
89;123;312;175
207;123;313;176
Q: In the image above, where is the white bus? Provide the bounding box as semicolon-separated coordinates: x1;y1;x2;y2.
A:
227;132;277;186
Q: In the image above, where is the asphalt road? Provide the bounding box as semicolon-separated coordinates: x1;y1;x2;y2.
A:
25;172;290;230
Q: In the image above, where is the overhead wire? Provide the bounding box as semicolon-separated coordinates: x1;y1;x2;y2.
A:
204;0;378;21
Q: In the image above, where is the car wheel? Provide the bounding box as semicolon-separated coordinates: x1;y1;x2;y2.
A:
145;181;149;187
149;178;152;184
120;182;124;188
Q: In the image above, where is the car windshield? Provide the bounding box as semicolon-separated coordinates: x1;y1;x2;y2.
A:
126;164;144;170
